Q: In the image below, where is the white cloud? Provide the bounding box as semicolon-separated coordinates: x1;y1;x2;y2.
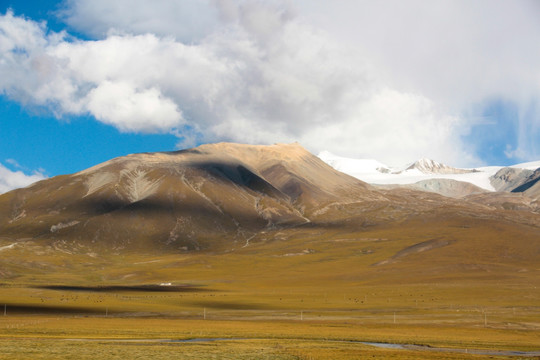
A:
59;0;219;42
86;81;182;133
298;89;477;167
2;1;540;166
0;13;185;134
297;0;540;162
0;163;46;194
298;0;540;103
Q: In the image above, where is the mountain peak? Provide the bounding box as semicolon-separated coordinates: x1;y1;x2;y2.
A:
0;142;375;252
195;142;310;157
405;158;476;175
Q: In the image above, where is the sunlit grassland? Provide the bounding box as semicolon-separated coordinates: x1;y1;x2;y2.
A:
0;218;539;358
0;316;539;359
0;336;510;360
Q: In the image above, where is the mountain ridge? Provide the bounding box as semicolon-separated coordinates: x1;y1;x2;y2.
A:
319;151;540;199
402;158;477;175
0;142;538;261
0;140;539;325
0;142;382;253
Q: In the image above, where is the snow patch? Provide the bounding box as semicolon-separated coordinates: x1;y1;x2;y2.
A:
510;160;540;170
318;151;504;191
318;151;390;174
50;221;80;233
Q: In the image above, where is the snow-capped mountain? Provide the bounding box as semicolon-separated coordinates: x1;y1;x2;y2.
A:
401;158;477;175
318;151;540;197
318;151;390;175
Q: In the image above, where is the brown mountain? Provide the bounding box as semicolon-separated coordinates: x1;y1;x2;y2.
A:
2;143;539;255
0;143;381;252
0;142;539;311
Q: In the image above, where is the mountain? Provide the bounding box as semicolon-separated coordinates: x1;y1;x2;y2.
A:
0;142;539;308
0;143;379;252
2;145;538;256
513;168;540;192
402;158;477;175
1;143;538;255
490;167;535;192
319;151;540;199
1;144;539;358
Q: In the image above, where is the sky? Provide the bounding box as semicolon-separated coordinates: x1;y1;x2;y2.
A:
1;0;539;193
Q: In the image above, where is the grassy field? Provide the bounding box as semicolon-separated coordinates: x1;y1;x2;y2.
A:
1;217;539;359
0;313;539;359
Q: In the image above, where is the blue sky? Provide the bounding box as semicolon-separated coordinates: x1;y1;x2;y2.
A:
1;0;539;192
1;0;179;177
0;98;178;175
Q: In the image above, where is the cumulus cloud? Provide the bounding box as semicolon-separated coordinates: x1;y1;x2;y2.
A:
0;162;46;194
0;12;184;134
86;81;182;133
298;89;476;166
298;0;540;162
2;1;539;166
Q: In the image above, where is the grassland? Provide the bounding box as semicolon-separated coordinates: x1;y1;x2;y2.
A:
2;317;539;359
1;217;539;359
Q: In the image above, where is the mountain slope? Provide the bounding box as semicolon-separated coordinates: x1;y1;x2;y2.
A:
0;143;377;252
524;180;540;200
3;144;538;256
0;142;539;320
511;168;540;194
490;167;535;192
377;178;487;198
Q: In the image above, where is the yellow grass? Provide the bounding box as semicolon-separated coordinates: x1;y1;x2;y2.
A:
0;217;539;358
0;316;538;359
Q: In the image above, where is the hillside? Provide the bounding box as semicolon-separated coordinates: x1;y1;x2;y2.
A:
0;143;378;253
0;142;537;269
376;178;487;198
